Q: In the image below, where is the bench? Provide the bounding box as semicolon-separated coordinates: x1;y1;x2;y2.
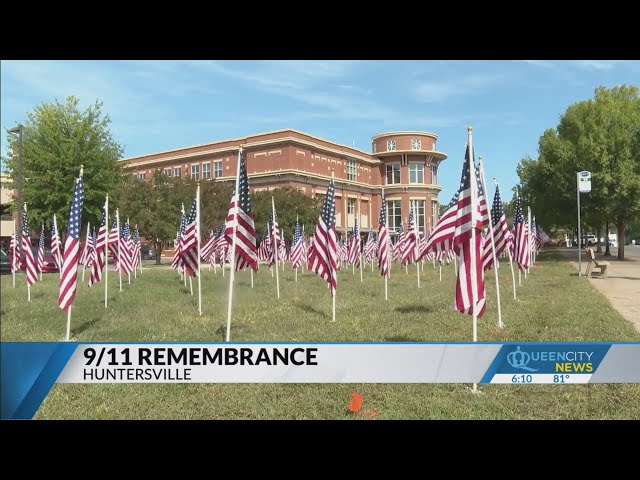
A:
585;248;610;278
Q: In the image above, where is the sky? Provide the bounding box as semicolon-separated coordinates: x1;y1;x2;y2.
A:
1;60;639;201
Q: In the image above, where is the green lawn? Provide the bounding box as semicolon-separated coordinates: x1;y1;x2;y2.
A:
2;250;639;419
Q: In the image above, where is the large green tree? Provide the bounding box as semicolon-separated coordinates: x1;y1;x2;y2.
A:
116;172;232;264
517;85;640;259
251;187;322;240
4;96;124;233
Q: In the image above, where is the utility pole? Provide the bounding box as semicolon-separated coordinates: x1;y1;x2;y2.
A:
8;124;23;258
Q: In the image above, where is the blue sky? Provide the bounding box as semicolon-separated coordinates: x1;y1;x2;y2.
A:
2;60;639;201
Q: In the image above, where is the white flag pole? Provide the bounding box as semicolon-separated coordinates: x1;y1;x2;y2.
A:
104;195;109;308
12;219;16;288
126;217;131;285
272;196;280;300
439;261;442;281
295;215;299;283
479;158;503;328
54;214;62;279
412;203;420;289
117;209;122;292
82;221;90;282
358;201;363;282
39;224;43;282
197;183;202;315
495;179;517;299
468;127;480;394
24;203;30;302
65;165;84;341
528;206;532;274
226;147;243;342
331;172;336;322
382;187;389;301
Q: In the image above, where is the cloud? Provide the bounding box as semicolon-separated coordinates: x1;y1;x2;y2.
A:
575;60;617;71
522;60;556;69
413;74;504;103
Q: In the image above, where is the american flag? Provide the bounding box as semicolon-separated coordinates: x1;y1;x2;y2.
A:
537;226;550;245
482;184;511;271
21;204;37;287
171;210;185;272
119;221;134;276
401;209;417;267
475;161;491;228
422;191;459;260
95;201;108;258
512;192;529;272
392;225;404;262
224;149;258;272
279;231;287;263
363;230;376;262
308;178;337;295
453;142;486;317
213;224;227;263
9;221;19;274
377;191;390;277
202;229;216;263
132;225;141;269
89;225;103;287
181;197;199;277
79;224;91;266
290;218;304;269
50;215;63;271
258;228;271;263
58;175;84;312
37;224;45;276
348;217;361;267
108;213;120;271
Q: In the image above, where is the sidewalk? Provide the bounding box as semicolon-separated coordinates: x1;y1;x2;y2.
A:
554;247;640;332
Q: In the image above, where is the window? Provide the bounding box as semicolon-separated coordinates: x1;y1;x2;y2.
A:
347;198;356;215
214;160;223;178
409;200;425;232
386;200;402;232
386;140;396;151
164;168;172;177
409;162;424;184
431;200;439;229
372;142;377;153
433;141;437;150
411;139;421;150
191;164;200;180
174;167;182;178
431;165;438;184
202;162;211;180
386;164;400;185
137;172;146;181
347;159;357;181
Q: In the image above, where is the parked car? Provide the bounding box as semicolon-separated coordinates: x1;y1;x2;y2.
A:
141;245;155;260
0;248;10;274
8;247;59;273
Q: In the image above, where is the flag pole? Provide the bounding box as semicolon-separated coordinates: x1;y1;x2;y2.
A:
272;196;280;299
12;219;16;288
358;200;363;282
104;195;109;308
331;172;336;322
65;165;83;341
412;203;420;288
479;158;503;328
527;206;532;274
117;209;122;292
54;214;62;279
495;178;517;299
196;183;202;315
126;217;131;285
226;147;243;342
468;127;480;394
39;224;43;282
82;221;90;282
24;203;30;302
295;215;299;283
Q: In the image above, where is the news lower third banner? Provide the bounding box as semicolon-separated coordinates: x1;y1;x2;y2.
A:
2;342;640;419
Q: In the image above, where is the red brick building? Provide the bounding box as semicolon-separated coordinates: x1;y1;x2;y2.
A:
119;129;447;237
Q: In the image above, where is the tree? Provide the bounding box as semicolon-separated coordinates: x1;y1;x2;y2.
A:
117;172;232;264
251;187;322;241
4;96;124;233
517;85;640;260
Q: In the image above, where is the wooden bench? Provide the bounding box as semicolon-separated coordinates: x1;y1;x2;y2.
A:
585;248;610;278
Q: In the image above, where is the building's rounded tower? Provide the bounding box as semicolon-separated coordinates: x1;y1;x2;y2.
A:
371;131;447;236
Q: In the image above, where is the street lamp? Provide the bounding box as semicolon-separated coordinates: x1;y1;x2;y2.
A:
7;124;23;258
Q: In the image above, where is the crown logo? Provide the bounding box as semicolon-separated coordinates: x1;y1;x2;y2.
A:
507;346;538;372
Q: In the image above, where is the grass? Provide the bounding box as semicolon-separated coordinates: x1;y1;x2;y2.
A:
2;250;639;419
